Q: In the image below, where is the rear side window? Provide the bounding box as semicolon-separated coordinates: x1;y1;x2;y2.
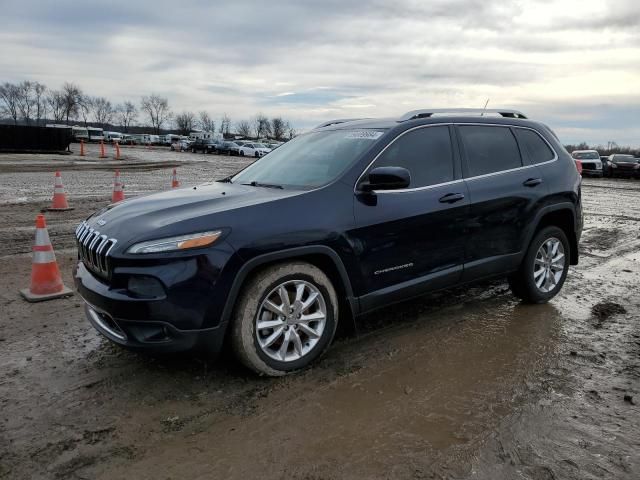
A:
372;126;454;187
515;128;555;164
459;126;522;177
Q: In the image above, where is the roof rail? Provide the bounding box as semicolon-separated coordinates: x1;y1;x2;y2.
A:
399;108;527;121
313;118;367;129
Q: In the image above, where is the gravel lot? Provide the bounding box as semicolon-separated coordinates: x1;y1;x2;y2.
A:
1;148;639;479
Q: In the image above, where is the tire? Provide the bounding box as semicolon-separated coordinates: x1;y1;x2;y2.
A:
231;262;339;376
191;148;196;153
240;150;245;157
508;226;570;304
254;152;259;158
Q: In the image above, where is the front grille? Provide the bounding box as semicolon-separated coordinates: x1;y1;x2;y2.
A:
75;221;117;277
582;162;597;170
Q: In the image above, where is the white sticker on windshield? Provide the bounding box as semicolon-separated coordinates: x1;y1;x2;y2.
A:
345;130;383;140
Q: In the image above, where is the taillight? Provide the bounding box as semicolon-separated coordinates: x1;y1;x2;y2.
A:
575;160;583;174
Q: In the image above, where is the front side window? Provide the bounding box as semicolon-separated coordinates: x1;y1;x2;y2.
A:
515;128;555;164
459;126;522;177
232;129;385;188
367;126;454;188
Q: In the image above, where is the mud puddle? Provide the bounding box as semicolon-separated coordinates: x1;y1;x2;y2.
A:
1;176;639;479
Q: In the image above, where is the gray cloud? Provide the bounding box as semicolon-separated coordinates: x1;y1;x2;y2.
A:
0;0;638;145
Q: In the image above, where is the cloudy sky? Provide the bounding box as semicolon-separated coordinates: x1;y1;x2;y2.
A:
1;0;639;145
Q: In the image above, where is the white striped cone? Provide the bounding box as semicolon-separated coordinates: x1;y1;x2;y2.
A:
47;171;73;211
112;170;125;202
20;214;72;302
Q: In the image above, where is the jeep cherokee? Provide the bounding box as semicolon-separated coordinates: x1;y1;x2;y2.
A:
74;108;583;376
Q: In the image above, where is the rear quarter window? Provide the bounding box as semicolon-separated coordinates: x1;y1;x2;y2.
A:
459;125;522;177
514;128;556;164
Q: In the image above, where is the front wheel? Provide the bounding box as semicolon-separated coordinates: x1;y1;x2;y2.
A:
240;150;245;156
509;226;570;303
231;262;338;376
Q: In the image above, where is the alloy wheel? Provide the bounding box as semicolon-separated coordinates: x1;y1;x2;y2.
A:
533;237;565;293
255;280;327;362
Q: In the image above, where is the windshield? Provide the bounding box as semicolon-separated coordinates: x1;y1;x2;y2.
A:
254;143;266;148
573;152;599;159
232;129;386;188
612;155;636;162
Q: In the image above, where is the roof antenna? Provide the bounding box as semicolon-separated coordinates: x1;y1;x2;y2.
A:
481;98;490;116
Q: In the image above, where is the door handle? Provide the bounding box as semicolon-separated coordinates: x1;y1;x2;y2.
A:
439;192;465;203
523;178;542;187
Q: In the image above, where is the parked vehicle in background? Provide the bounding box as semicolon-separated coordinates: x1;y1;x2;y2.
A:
600;156;611;176
163;134;181;145
171;139;192;151
191;138;217;153
607;154;639;178
103;131;123;143
216;141;241;156
73;108;582;376
86;127;104;143
71;126;89;142
238;142;271;157
571;150;602;177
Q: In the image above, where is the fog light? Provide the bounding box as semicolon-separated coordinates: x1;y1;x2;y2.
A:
127;276;165;298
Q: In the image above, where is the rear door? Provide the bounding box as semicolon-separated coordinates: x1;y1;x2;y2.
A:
351;125;469;311
457;124;547;280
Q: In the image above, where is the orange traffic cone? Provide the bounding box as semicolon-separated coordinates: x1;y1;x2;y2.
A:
112;170;125;202
20;214;73;302
46;171;74;211
171;168;180;188
99;140;107;159
79;140;85;156
114;142;121;160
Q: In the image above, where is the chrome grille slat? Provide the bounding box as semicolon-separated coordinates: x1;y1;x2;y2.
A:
74;221;118;277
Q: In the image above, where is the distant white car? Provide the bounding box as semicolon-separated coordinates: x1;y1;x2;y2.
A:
171;139;192;151
238;143;271;158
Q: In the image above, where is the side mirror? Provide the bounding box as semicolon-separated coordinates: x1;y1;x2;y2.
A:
361;166;411;192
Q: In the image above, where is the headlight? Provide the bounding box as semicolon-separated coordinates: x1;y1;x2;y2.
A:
127;231;221;254
610;163;617;168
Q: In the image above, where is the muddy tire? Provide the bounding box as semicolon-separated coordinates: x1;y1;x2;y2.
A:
509;226;570;304
231;262;338;376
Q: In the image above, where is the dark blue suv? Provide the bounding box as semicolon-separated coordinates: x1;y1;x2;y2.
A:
74;108;583;376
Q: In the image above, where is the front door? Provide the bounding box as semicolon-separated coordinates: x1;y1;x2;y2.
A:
349;125;468;312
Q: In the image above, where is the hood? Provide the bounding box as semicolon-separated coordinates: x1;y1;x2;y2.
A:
85;181;299;248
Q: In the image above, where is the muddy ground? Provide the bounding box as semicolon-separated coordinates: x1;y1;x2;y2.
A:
0;148;639;479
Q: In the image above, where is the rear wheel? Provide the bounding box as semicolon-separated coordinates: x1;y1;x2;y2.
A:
231;262;338;376
509;226;570;303
240;150;245;156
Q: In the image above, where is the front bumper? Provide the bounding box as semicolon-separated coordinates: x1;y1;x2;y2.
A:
73;249;237;353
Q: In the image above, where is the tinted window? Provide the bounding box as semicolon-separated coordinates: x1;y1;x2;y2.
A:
572;151;599;160
515;128;555;163
459;126;522;176
371;126;453;188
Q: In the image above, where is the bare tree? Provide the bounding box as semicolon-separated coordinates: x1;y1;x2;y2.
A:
286;121;297;140
90;97;114;128
14;81;36;125
33;82;48;125
175;111;196;135
140;94;171;134
236;120;252;137
271;117;286;140
115;101;137;132
47;90;66;122
219;113;231;137
198;111;216;132
78;94;92;126
0;82;20;125
61;82;82;125
253;113;271;139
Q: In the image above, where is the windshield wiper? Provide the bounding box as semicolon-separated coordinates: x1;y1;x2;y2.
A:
241;181;283;189
217;176;233;183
